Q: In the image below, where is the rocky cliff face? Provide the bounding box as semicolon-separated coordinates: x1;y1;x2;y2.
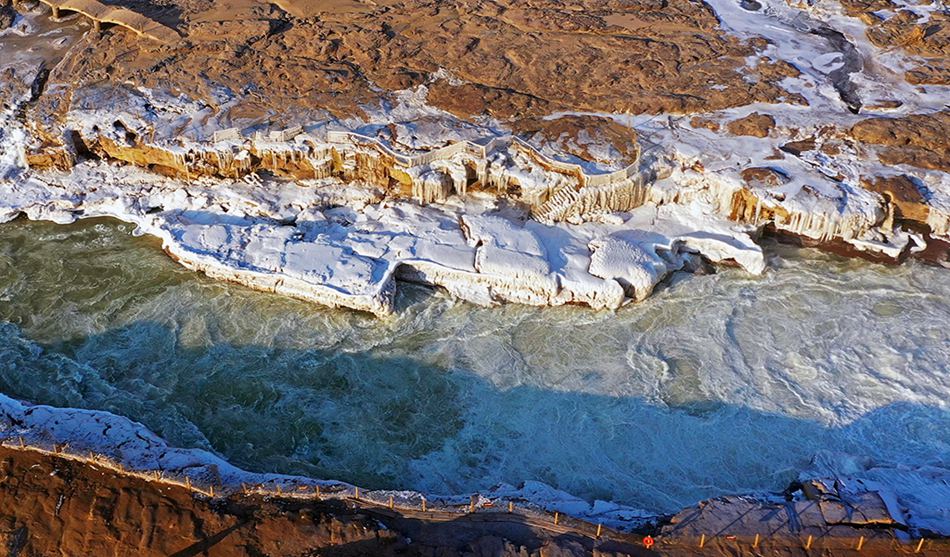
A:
22;111;949;268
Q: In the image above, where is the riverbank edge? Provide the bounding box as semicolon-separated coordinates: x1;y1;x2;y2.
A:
1;393;947;556
0;444;946;556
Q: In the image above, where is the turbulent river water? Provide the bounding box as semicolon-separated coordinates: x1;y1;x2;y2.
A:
1;217;949;514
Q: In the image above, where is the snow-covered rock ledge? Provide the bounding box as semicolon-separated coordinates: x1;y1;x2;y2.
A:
0;160;766;316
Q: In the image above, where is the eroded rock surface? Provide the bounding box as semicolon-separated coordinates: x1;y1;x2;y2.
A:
850;111;950;173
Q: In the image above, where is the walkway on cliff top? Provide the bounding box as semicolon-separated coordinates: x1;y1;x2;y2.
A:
38;0;179;44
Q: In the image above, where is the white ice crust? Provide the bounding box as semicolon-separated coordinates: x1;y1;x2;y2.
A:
0;156;766;316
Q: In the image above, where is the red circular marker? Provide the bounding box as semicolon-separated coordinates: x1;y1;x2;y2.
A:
643;535;655;549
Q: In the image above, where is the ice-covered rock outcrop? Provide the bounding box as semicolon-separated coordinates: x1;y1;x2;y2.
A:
0;156;766;315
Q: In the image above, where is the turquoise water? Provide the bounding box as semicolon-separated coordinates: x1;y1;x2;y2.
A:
1;217;949;512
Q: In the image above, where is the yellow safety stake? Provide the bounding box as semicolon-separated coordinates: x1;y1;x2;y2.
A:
508;501;513;513
554;512;560;525
389;495;394;510
422;498;427;512
857;536;865;551
699;534;706;548
753;533;760;549
916;539;925;553
596;523;603;538
806;534;813;550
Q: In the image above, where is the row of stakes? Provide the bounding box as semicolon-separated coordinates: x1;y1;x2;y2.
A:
696;532;930;553
5;437;936;552
202;479;940;555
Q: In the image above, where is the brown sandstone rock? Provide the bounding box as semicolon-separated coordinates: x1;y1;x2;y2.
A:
690;116;720;132
0;447;640;557
726;113;776;138
906;61;950;86
832;1;949;87
850;111;950;172
740;166;789;187
30;0;804;138
0;0;14;30
511;115;641;166
781;138;817;156
862;174;930;224
865;10;950;58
